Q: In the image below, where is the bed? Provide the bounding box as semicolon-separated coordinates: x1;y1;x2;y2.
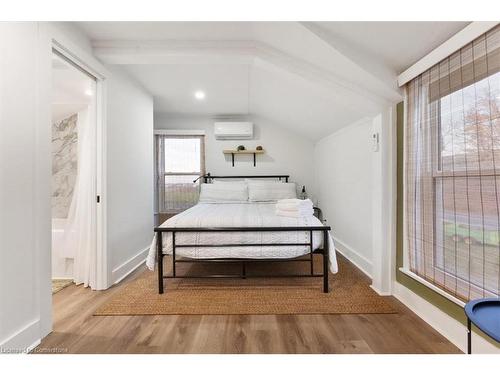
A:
148;174;337;293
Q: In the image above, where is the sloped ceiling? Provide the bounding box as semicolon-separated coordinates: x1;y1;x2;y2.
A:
310;21;470;74
76;21;469;140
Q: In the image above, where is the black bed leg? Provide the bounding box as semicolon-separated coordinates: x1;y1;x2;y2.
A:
242;261;247;279
157;233;164;294
467;318;472;354
309;230;314;275
172;232;176;278
323;230;329;293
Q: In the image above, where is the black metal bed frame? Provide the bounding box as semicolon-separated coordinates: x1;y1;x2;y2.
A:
154;174;331;294
193;173;290;183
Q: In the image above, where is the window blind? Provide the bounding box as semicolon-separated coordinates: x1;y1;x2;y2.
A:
405;24;500;302
155;134;205;214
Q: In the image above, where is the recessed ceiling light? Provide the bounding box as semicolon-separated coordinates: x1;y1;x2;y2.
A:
84;89;93;96
194;90;206;100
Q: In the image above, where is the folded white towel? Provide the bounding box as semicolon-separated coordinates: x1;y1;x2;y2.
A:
276;198;313;212
276;204;313;213
275;207;314;218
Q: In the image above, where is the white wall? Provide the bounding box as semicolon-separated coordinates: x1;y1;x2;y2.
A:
314;117;374;276
0;23;154;351
0;21;96;351
106;66;154;283
154;114;316;199
0;22;45;352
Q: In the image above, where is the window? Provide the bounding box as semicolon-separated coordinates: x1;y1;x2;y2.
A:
405;25;500;302
155;134;205;214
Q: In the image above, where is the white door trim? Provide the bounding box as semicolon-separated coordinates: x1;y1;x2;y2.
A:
36;22;110;344
49;36;109;291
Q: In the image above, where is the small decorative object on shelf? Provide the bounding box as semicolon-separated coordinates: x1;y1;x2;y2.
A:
300;185;307;200
256;145;263;150
223;147;265;167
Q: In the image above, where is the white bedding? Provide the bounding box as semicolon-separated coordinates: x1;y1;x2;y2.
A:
146;202;338;273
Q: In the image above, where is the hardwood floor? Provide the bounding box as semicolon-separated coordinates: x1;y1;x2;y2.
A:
37;259;462;354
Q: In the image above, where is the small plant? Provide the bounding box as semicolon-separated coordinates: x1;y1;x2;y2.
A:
237;145;245;151
256;145;263;150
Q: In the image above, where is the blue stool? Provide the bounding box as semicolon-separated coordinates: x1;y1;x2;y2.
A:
464;298;500;354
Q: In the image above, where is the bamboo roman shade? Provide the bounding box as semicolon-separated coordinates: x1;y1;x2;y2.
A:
428;29;500;102
405;24;500;302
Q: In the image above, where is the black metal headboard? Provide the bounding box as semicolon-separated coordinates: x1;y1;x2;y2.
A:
193;173;289;183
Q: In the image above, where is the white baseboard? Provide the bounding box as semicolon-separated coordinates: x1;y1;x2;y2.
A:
0;319;40;353
332;236;372;278
111;246;149;284
369;285;392;296
393;281;500;354
26;339;41;353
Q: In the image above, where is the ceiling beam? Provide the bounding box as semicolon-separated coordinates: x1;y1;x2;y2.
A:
92;40;256;65
299;22;402;101
253;44;392;107
92;39;401;106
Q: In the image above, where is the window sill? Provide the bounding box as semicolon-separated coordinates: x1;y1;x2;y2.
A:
398;267;466;308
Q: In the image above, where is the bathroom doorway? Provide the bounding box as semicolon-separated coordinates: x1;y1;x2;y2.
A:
51;50;98;292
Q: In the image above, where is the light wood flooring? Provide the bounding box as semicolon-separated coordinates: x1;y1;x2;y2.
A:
36;257;462;354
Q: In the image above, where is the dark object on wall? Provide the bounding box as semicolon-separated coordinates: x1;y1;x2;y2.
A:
256;145;263;150
237;145;246;151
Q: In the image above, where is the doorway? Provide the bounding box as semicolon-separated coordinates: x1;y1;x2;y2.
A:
51;50;98;291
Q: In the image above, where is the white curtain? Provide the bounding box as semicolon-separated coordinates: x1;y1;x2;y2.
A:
61;106;97;289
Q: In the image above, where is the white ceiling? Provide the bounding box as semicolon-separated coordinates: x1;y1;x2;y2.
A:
76;21;470;140
52;53;95;123
123;64;250;114
121;59;381;139
249;65;371;139
312;21;470;74
77;22;256;41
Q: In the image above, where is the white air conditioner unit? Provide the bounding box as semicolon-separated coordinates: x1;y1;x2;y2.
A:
214;122;253;140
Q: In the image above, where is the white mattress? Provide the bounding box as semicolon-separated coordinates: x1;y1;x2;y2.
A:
146;202;338;273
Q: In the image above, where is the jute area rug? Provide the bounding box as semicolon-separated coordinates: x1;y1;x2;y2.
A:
95;254;397;315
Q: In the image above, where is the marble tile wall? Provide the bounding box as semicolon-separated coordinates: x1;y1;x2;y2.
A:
52;114;78;218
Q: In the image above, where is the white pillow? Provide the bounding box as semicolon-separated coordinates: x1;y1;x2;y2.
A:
244;178;284;183
248;181;297;202
199;183;248;202
213;179;246;185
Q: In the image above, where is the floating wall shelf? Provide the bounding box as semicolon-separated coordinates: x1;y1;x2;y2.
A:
223;149;265;167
